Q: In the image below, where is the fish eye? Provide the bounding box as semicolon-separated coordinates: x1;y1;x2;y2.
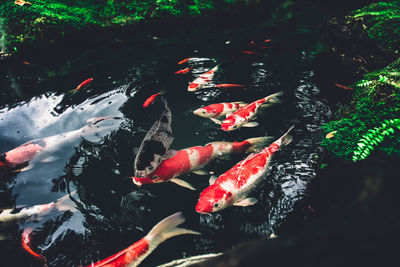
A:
148;166;153;170
202;110;206;114
152;175;158;179
232;125;237;129
213;202;219;208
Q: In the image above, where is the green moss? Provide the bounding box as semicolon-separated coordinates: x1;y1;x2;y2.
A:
0;0;265;53
350;0;400;51
321;58;400;160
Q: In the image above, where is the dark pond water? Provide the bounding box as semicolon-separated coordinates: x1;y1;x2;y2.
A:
0;4;350;266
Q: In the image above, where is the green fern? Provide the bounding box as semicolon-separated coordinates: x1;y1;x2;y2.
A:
353;119;400;161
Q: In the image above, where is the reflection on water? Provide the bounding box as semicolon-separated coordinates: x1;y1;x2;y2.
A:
0;9;334;267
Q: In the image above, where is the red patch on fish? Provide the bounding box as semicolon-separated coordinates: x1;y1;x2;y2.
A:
74;78;93;93
175;68;192;74
203;104;224;115
21;228;45;261
189;83;199;89
87;238;149;267
143;93;160;108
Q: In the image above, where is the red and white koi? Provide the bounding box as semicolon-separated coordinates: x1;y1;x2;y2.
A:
0;191;76;225
193;102;248;121
220;92;283;131
195;126;294;214
0;118;114;173
74;78;93;93
131;136;273;190
187;65;219;92
86;212;199;267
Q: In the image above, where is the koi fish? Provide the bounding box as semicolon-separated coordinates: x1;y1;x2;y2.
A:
0;191;76;225
220;92;283;131
193;102;248;121
21;228;45;262
264;39;272;43
143;89;165;108
15;0;32;6
178;57;192;65
334;83;353;90
240;51;261;56
175;68;192;74
214;84;245;88
0;117;114;173
187;65;219;92
74;78;93;93
135;97;175;178
131;136;273;190
87;212;199;267
195;126;294;214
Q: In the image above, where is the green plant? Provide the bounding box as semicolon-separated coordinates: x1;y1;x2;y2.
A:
352;119;400;161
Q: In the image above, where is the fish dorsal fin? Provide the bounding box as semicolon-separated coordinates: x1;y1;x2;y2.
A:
162;149;177;160
170;178;196;190
209;175;218;185
234;197;258;207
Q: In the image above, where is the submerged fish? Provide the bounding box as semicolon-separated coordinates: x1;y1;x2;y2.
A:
175;68;192;74
196;126;294;214
135;97;175;178
0;117;114;173
193;102;248;121
87;212;199;267
187;65;219;92
240;51;262;56
74;78;93;93
178;57;192;65
0;191;77;226
214;84;245;88
131;136;274;190
220;92;283;131
143;89;165;108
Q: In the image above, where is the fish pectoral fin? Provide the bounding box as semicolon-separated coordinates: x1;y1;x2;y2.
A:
40;156;59;163
162;150;178;160
170;178;196;190
209;118;222;125
192;169;208;175
17;164;33;172
243;122;259;127
209;175;218;185
233;198;258;207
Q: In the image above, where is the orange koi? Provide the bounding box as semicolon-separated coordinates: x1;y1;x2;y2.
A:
264;39;272;43
214;84;245;88
178;57;192;64
74;78;93;93
240;51;262;56
174;68;192;74
143;90;165;108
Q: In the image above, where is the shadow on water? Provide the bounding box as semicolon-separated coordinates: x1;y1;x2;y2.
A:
0;3;356;266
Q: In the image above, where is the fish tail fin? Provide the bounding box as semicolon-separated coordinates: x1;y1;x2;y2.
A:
158;89;166;95
146;212;200;244
278;125;295;146
244;136;275;153
265;91;284;104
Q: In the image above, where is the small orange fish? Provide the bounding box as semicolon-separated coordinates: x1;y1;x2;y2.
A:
15;0;32;6
250;41;255;45
264;39;272;43
214;84;245;88
74;78;93;93
22;61;32;65
326;131;337;139
241;51;261;56
178;57;192;64
21;228;45;261
334;83;353;90
143;90;165;108
174;68;192;74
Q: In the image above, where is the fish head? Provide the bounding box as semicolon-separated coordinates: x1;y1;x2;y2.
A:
193;107;215;118
196;186;233;213
188;82;200;92
221;116;244;131
132;165;174;186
